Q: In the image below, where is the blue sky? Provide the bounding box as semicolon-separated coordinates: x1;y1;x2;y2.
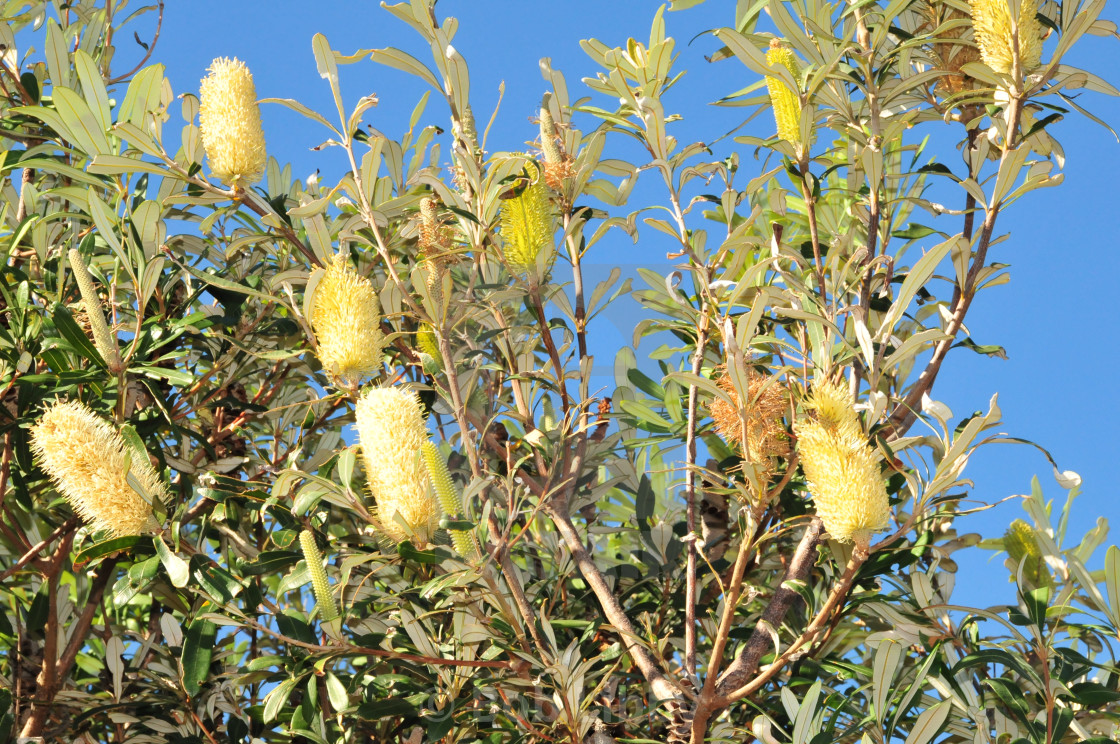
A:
140;1;1120;608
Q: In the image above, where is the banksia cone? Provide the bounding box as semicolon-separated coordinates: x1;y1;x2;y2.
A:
299;529;340;623
68;249;122;373
421;441;480;560
415;323;442;370
924;0;981;94
708;369;789;498
30;400;163;537
539;106;572;191
794;381;890;548
356;387;441;545
310;254;386;387
1003;519;1051;587
499;161;554;275
969;0;1043;75
199;57;267;186
765;40;802;146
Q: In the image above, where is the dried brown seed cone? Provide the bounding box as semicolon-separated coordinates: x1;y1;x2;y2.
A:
708;368;790;497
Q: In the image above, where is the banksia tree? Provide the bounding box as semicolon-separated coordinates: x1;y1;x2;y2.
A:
794;381;890;548
30;400;162;537
310;254;386;386
969;0;1043;75
199;57;267;186
1;2;1115;742
355;387;441;545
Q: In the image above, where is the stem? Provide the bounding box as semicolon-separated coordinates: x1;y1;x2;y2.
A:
683;319;710;678
884;100;1023;437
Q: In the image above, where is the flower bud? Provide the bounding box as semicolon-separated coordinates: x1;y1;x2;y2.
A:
299;529;340;623
68;249;122;373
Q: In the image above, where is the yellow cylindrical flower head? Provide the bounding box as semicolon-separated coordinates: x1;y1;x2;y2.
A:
421;441;480;560
310;254;386;387
499;161;554;276
199;57;267;186
68;249;122;373
355;387;441;545
969;0;1043;75
1003;518;1051;587
30;400;163;537
765;40;802;146
794;381;890;548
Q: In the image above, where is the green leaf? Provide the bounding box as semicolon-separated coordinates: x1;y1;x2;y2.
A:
180;618;217;697
154;534;190;588
903;700;951;744
52;302;104;365
73;537;141;567
1105;544;1120;625
355;696;419;720
263;676;299;723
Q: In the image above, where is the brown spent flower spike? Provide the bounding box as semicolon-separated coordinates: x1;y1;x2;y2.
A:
199;57;267;186
708;368;789;498
30;400;163;537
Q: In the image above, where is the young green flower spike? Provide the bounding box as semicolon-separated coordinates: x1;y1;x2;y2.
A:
499;161;554;275
299;529;340;623
30;400;163;537
1003;519;1051;587
199;57;267;186
310;254;386;387
421;441;480;560
355;387;441;545
765;39;802;146
68;249;122;373
794;381;890;548
969;0;1043;75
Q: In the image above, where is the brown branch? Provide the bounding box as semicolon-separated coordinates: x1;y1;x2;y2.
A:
0;518;80;583
713;517;824;698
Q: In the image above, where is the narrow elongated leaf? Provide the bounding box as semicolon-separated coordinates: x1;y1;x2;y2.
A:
180;619;217;697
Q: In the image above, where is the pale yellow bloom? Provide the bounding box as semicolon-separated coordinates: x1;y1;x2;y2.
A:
310;254;385;386
765;40;802;146
969;0;1043;75
355;387;441;545
499;161;553;274
795;381;889;547
30;400;163;536
1003;519;1051;587
199;57;267;186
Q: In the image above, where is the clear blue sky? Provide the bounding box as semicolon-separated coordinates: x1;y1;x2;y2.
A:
144;0;1119;608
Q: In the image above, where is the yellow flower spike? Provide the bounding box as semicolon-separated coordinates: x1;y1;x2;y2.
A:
355;387;441;545
1003;519;1051;587
969;0;1043;75
310;254;386;387
416;323;443;370
199;57;267;186
499;161;554;276
765;39;803;146
68;249;122;374
794;381;890;548
421;441;481;561
30;400;163;537
299;529;340;623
